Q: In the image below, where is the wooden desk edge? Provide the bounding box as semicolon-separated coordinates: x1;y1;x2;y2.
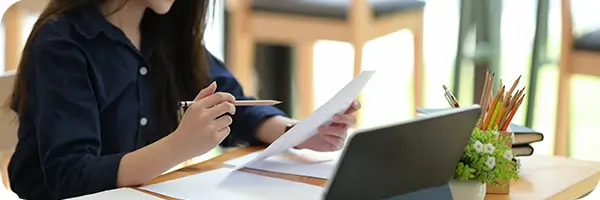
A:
553;170;600;200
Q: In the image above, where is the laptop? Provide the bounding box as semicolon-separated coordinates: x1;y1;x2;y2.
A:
322;106;481;200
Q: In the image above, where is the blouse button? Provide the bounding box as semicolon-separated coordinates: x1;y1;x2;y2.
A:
140;117;148;126
139;66;148;75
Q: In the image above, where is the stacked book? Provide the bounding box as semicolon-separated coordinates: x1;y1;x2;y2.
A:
417;108;543;157
507;124;543;156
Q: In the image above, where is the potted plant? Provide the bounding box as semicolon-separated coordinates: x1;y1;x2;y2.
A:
449;127;521;200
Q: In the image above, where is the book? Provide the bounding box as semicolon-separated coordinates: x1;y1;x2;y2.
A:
512;144;534;157
416;108;544;146
508;124;544;146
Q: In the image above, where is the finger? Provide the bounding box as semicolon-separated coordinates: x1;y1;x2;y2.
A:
319;134;345;150
194;81;217;101
206;101;236;117
318;125;348;138
344;100;361;114
329;123;348;128
332;114;357;125
197;92;236;108
215;126;231;141
214;115;233;130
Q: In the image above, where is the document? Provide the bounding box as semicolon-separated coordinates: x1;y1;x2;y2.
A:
139;168;324;200
225;150;341;179
232;70;376;171
67;188;161;200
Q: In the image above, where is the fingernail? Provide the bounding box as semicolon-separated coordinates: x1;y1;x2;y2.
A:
210;81;216;86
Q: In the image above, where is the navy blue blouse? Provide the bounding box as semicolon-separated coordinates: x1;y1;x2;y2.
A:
7;5;285;200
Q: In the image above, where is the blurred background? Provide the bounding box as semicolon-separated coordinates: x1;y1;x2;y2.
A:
1;0;599;184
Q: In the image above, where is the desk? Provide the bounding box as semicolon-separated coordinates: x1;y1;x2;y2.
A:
139;147;600;200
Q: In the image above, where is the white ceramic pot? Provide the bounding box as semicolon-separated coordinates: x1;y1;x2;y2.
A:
449;180;486;200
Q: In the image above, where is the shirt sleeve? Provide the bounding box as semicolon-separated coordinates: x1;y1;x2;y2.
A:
31;39;125;199
208;53;287;146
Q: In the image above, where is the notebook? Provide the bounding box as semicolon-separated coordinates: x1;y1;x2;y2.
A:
416;108;544;145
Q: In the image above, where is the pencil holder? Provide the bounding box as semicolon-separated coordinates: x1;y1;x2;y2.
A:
486;130;514;194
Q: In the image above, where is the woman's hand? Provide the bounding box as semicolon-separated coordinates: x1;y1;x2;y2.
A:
171;81;236;158
296;100;361;152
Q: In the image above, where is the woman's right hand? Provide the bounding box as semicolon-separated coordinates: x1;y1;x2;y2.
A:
172;81;236;157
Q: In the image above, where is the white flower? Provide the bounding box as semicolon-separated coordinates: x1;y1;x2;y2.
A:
483;143;495;154
473;140;484;153
485;156;496;169
503;150;514;160
492;130;500;138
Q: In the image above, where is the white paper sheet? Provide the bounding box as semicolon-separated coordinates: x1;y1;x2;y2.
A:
225;150;341;179
233;70;376;171
67;188;161;200
139;168;324;200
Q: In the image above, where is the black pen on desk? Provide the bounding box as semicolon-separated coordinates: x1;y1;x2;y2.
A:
442;85;460;108
178;100;282;107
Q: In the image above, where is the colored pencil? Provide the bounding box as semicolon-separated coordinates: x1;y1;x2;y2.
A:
478;71;491;126
494;93;512;129
505;75;521;102
489;100;504;130
480;71;490;107
487;88;505;129
482;85;505;130
487;74;495;111
498;88;520;129
482;73;494;119
501;93;526;131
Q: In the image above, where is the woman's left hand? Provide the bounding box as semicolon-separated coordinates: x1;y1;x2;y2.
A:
296;100;361;152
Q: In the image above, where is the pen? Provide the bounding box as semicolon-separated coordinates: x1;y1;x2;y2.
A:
178;100;282;107
442;85;460;108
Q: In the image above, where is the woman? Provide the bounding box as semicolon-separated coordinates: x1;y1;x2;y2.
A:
6;0;360;199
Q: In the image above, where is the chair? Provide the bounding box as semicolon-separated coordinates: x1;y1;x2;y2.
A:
1;0;19;193
0;71;18;194
3;0;47;71
553;0;600;156
3;0;23;72
226;0;426;119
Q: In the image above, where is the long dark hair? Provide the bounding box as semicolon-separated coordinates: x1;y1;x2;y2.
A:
8;0;212;136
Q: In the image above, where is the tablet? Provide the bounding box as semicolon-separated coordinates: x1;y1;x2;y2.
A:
323;106;481;200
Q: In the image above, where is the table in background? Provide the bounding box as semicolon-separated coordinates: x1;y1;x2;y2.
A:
138;147;600;200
